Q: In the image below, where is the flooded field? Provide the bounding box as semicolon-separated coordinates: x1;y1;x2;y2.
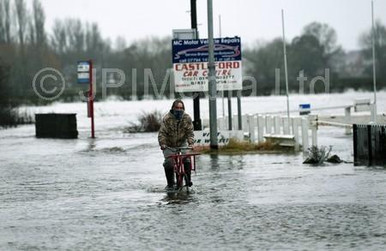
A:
1;92;386;250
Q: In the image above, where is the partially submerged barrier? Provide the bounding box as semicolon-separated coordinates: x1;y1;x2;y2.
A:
35;113;78;139
353;124;386;166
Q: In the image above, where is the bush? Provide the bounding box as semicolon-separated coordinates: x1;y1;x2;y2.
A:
125;110;162;133
0;106;33;128
0;106;18;128
139;110;162;132
303;145;332;165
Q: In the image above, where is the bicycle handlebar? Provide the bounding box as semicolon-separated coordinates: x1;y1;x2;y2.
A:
165;146;193;152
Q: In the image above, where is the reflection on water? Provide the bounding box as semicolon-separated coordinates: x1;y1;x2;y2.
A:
162;192;197;205
87;138;97;151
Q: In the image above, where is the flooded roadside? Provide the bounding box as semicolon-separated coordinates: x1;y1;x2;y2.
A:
1;94;386;250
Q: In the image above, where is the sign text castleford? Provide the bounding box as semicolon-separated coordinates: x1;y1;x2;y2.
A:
172;37;242;92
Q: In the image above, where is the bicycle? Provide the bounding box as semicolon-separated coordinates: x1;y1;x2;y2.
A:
166;146;200;193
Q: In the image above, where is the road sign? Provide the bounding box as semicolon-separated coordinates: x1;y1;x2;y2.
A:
172;36;242;92
77;61;91;84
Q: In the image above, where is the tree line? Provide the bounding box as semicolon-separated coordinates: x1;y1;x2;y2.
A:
0;0;385;114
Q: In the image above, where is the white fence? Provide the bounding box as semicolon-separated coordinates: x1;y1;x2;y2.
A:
199;99;376;152
203;114;318;152
200;99;375;152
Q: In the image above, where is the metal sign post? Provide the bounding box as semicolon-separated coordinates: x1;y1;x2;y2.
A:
207;0;218;149
282;10;291;133
371;0;377;123
77;60;95;138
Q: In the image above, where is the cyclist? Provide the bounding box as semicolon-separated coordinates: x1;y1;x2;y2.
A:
158;99;195;190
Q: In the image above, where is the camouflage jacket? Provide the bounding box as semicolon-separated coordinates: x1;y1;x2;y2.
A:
158;111;194;147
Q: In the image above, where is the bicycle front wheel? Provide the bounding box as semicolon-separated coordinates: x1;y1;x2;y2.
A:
176;173;184;189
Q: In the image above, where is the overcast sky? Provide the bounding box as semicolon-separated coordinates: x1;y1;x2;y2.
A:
39;0;386;51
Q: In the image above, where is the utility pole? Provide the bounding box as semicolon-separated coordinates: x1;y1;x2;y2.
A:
282;9;291;133
371;0;377;123
219;14;225;118
208;0;218;149
191;0;202;130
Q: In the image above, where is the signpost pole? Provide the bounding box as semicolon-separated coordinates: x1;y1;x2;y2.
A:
77;60;95;138
89;59;95;138
371;0;377;123
227;91;232;130
207;0;218;149
282;10;291;133
191;0;202;131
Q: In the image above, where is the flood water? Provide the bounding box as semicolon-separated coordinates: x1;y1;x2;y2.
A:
1;92;386;250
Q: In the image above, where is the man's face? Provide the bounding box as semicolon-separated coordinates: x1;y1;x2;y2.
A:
174;103;184;111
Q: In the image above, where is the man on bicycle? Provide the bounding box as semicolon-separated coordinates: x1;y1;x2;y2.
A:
158;99;195;190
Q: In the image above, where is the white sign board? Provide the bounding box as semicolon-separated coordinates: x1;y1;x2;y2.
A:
193;130;243;146
77;61;90;84
173;61;242;92
172;37;242;92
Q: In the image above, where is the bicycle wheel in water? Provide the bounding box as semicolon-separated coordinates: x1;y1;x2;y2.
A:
176;172;183;188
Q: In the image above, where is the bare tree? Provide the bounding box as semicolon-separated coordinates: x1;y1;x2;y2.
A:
33;0;46;47
3;0;12;44
302;22;342;59
0;1;5;43
114;36;127;52
65;19;84;53
51;19;68;54
15;0;27;48
360;21;386;81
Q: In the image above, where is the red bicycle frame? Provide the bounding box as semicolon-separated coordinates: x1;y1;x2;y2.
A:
168;151;200;188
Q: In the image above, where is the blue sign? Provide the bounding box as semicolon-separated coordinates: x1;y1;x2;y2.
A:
299;104;311;115
172;37;241;63
77;61;90;84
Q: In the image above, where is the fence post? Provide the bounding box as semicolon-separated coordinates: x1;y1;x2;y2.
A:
274;116;281;134
283;117;290;135
353;124;358;165
232;114;238;131
248;114;256;142
311;118;318;147
292;117;300;151
345;107;352;135
266;116;273;134
307;115;318;147
257;115;265;143
368;124;373;166
242;115;248;134
301;117;309;152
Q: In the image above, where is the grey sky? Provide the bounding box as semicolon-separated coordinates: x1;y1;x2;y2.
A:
39;0;386;51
